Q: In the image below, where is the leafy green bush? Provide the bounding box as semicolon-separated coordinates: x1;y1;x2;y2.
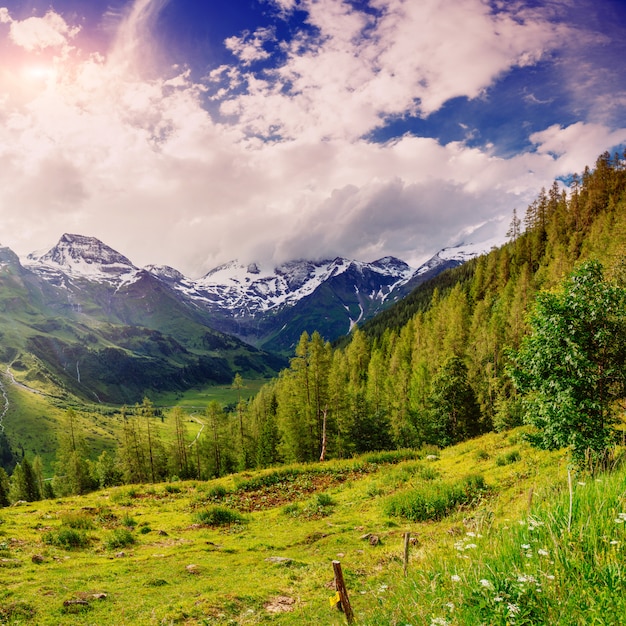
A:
495;450;521;466
193;506;246;527
121;514;137;528
281;502;301;517
475;449;490;461
384;474;488;521
60;512;94;530
43;528;90;550
206;485;228;500
104;528;136;550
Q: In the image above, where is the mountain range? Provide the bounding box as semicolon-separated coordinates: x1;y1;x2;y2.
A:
0;233;497;403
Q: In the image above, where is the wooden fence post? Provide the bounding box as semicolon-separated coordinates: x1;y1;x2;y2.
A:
403;532;411;577
332;560;355;624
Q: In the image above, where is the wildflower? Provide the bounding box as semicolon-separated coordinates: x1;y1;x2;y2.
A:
538;549;549;556
507;603;521;615
619;513;626;520
451;574;461;582
479;579;493;589
446;602;455;611
466;531;476;537
494;596;503;602
521;544;531;549
545;574;555;580
430;618;450;626
465;543;477;550
610;540;619;545
614;518;624;524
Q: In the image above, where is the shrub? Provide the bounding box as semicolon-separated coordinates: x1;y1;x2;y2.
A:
496;450;521;466
121;514;137;528
193;506;246;527
164;484;181;494
43;528;90;550
316;493;334;507
206;485;228;500
104;528;136;550
475;449;490;461
60;512;94;530
282;502;301;517
384;474;488;522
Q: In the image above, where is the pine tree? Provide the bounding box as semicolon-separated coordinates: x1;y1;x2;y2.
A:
53;409;96;496
10;457;41;502
0;467;10;507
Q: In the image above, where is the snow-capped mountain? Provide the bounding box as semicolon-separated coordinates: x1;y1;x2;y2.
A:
21;233;500;352
24;233;140;287
187;256;414;315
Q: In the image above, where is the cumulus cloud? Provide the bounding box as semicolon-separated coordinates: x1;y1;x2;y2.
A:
215;0;565;142
0;0;624;278
2;9;79;52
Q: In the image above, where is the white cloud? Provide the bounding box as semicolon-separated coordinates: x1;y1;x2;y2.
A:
0;0;624;278
217;0;566;142
225;27;275;66
4;10;79;52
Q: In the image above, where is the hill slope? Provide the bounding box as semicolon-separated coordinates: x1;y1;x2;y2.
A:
2;431;624;625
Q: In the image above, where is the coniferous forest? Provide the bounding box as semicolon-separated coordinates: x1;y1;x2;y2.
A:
2;152;626;500
242;151;626;468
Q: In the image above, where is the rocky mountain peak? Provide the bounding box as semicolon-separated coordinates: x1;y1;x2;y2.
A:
24;234;138;284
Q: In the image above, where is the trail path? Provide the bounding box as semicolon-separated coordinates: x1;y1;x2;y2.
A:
5;361;44;395
188;415;206;448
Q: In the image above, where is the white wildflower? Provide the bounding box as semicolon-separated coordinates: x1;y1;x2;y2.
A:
430;618;450;626
466;531;476;537
521;544;531;549
451;574;461;582
538;549;549;556
479;579;493;589
610;540;619;545
494;596;503;602
507;603;521;615
465;543;477;550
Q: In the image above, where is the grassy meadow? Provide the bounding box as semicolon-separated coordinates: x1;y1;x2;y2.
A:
1;429;625;625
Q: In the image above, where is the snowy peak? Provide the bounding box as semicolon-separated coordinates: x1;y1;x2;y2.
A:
25;234;138;284
192;256;416;316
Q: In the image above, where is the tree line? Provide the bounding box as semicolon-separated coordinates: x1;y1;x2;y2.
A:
2;151;625;503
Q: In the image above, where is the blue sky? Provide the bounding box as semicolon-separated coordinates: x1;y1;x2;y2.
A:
0;0;625;275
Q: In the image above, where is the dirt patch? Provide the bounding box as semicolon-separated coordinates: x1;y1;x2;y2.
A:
264;596;295;614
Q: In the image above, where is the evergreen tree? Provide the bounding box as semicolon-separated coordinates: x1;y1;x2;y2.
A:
0;467;10;507
10;457;41;502
429;356;482;446
53;409;96;496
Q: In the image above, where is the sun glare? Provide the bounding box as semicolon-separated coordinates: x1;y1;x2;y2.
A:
21;63;56;82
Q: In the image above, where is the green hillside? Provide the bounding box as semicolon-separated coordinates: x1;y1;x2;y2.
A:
1;431;625;624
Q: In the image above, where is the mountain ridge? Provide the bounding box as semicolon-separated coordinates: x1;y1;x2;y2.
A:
20;233;498;351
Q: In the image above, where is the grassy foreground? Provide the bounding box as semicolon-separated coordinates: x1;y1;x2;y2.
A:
1;430;624;625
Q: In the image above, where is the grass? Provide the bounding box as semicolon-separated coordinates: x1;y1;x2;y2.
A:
0;429;624;624
150;378;269;408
